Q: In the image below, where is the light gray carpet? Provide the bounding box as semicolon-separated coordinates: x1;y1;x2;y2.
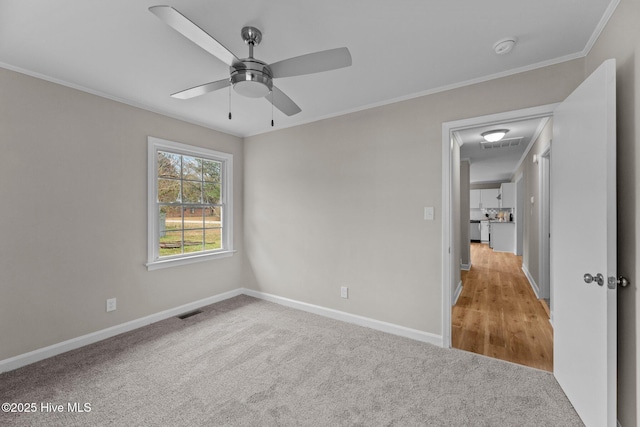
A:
0;295;583;426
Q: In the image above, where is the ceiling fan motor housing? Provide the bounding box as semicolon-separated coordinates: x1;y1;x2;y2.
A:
230;59;273;98
230;26;272;98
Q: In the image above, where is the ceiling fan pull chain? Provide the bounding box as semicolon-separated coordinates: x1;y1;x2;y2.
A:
228;85;232;120
271;90;274;127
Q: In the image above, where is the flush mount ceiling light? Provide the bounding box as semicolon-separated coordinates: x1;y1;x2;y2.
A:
481;129;509;143
493;37;517;55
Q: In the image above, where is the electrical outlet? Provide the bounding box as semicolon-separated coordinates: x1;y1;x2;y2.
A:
106;298;117;312
340;287;348;299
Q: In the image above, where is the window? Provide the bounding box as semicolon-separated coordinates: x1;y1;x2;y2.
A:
147;137;233;270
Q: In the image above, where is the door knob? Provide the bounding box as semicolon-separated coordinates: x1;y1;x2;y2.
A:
608;275;631;289
584;273;604;286
618;276;631;288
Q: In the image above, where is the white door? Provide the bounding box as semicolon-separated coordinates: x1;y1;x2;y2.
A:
552;59;617;427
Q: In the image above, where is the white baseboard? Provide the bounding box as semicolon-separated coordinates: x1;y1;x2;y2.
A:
460;262;471;271
0;288;243;374
453;280;463;305
2;287;444;373
242;288;443;347
522;264;540;299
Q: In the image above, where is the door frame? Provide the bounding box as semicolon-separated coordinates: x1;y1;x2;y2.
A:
441;103;558;347
539;146;552;317
515;172;525;256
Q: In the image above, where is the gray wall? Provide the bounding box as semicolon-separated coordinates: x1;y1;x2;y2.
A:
585;0;640;423
460;160;470;268
512;119;553;291
0;68;246;361
244;59;584;336
4;2;638;421
452;139;462;297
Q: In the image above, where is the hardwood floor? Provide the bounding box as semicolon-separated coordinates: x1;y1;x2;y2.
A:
452;243;553;371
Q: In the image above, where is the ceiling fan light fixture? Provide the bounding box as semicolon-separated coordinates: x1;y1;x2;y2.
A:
481;129;509;143
150;7;351;117
231;71;272;98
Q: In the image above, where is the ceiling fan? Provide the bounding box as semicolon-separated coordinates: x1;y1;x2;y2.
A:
149;5;352;117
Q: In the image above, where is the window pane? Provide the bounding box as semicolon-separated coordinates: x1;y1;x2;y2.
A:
182;156;201;181
183;181;202;203
160;206;182;231
158;178;180;203
204;207;221;226
160;206;182;232
150;138;233;265
183;229;204;253
203;182;221;204
183;207;204;230
157;152;180;179
205;228;222;251
159;230;183;257
203;160;221;182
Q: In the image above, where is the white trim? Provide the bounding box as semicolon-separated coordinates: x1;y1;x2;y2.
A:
453;281;464;305
245;53;587;138
1;0;618;144
441;131;453;348
582;0;621;56
0;0;617;142
538;147;552;302
442;104;558;349
0;289;243;374
512;116;551;180
522;264;541;299
1;288;447;374
146;136;234;270
243;289;444;347
460;263;471;271
146;250;236;271
0;62;244;138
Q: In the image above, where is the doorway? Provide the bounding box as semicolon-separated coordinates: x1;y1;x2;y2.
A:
441;103;557;352
442;59;618;426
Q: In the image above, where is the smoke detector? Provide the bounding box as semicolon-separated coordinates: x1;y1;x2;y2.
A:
493;38;517;55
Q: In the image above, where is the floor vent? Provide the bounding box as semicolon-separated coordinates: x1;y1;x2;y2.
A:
177;309;203;320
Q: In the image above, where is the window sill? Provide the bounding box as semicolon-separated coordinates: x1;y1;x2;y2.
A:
146;250;236;271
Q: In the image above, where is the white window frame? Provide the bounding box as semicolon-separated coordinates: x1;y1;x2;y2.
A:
146;136;234;271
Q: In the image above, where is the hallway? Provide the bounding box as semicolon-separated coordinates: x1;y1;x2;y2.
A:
452;243;553;371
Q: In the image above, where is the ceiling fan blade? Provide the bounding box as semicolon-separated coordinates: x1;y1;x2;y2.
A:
149;5;239;67
266;86;302;116
270;47;352;79
171;79;230;100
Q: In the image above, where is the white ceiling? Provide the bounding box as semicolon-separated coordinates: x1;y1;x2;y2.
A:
0;0;617;137
457;117;548;184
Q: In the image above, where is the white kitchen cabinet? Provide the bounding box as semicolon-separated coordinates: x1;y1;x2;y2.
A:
480;188;500;208
480;221;489;242
470;188;500;209
470;222;481;241
491;222;515;253
500;182;516;208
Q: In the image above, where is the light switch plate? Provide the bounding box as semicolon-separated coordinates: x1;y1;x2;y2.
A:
424;206;434;220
